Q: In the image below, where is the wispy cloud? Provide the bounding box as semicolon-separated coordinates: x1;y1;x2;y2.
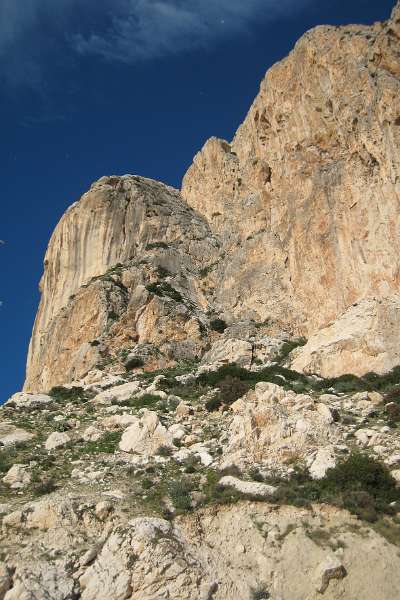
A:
72;0;302;63
0;0;311;87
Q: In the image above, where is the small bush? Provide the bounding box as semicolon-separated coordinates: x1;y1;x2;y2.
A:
49;386;89;404
157;445;173;457
250;587;270;600
155;265;170;279
32;478;57;497
168;478;193;512
125;356;144;370
142;477;154;490
146;281;183;303
205;395;223;412
80;431;120;455
218;375;250;405
205;376;249;412
275;452;400;523
119;393;161;409
384;387;400;405
201;469;241;506
275;337;307;364
210;318;227;333
53;421;70;432
146;241;169;250
182;454;200;473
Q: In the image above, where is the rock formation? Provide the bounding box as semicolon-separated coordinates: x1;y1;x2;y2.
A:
24;2;400;390
3;3;400;599
182;3;400;337
25;176;219;391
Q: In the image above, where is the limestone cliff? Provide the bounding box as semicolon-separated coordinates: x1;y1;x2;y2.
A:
25;176;219;391
182;1;400;335
25;1;400;390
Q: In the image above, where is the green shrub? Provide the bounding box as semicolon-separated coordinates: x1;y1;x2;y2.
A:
210;318;227;333
146;281;183;303
201;469;241;507
32;478;57;497
119;393;161;409
156;445;173;457
275;452;400;523
125;356;144;370
205;376;250;412
182;454;200;473
251;588;270;600
107;310;119;322
80;431;120;455
205;395;223;412
155;265;170;279
168;478;193;512
53;421;70;432
384;386;400;405
142;477;154;490
275;337;307;363
146;241;169;250
49;386;89;404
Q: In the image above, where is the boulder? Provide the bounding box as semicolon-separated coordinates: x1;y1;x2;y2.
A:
5;392;53;410
291;296;400;378
2;464;31;489
45;431;70;450
315;555;347;593
0;423;34;447
82;426;104;442
92;381;142;405
175;402;192;417
218;476;277;499
309;447;336;480
101;413;138;430
225;382;337;471
0;563;11;600
119;410;173;456
201;338;253;369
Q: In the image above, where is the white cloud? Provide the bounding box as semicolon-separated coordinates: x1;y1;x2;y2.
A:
0;0;311;86
73;0;308;62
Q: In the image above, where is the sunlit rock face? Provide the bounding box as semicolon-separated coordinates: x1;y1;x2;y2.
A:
182;2;400;335
25;2;400;390
24;175;219;391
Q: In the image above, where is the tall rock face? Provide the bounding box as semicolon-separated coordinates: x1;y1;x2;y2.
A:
182;2;400;334
25;2;400;390
25;176;220;391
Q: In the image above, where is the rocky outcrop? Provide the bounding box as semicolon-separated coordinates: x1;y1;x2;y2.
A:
223;382;340;474
291;295;400;377
25;176;219;391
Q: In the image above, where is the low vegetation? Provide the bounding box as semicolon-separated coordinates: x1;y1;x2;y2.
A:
273;452;400;523
209;318;227;333
145;281;183;303
48;386;91;404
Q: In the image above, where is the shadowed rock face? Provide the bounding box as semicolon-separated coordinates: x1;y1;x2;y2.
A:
25;2;400;391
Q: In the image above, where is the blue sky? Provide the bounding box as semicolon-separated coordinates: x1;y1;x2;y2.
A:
0;0;395;402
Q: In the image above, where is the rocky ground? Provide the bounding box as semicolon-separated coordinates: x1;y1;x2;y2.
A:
2;351;400;599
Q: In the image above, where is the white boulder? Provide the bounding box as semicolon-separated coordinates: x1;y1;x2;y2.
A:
45;431;70;450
